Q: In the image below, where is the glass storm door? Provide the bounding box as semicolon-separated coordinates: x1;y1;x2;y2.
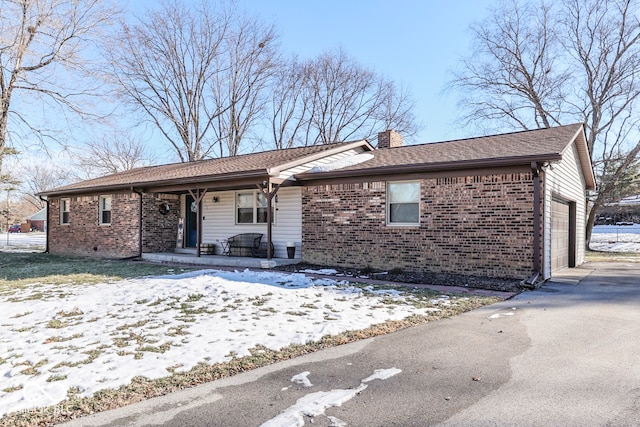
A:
185;194;198;248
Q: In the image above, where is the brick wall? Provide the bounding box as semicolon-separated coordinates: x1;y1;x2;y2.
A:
48;193;140;258
141;194;180;253
48;192;181;258
302;173;538;279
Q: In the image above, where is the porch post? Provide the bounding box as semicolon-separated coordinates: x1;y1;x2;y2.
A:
259;180;283;260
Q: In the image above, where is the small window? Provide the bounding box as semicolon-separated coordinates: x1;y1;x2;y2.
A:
236;191;273;224
387;181;420;225
99;195;112;225
60;198;70;224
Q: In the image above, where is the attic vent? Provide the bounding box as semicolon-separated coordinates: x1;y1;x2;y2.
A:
308;153;374;173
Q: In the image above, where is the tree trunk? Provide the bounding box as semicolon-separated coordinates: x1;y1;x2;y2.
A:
585;202;600;250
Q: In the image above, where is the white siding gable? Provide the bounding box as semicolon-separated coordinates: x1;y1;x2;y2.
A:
276;147;368;180
543;142;588;279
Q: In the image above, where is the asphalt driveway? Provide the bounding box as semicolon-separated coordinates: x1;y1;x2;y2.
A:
63;262;640;427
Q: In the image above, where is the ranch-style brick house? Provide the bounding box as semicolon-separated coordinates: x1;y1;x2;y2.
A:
39;123;595;283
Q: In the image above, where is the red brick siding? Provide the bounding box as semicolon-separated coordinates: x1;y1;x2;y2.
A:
141;195;180;253
48;193;181;258
48;193;140;258
302;173;537;279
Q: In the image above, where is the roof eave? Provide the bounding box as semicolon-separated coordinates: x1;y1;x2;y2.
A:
38;169;270;197
563;124;596;190
294;154;563;181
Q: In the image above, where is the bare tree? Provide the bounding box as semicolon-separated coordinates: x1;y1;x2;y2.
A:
268;56;312;150
265;48;419;149
18;164;69;210
110;0;278;161
0;0;119;180
449;0;640;243
300;48;419;146
109;0;232;162
76;131;155;177
211;13;278;156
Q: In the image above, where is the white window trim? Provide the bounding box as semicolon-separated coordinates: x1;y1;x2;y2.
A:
386;180;421;226
99;195;112;225
235;191;275;225
60;198;70;225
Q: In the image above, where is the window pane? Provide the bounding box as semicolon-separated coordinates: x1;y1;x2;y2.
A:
256;193;267;207
101;210;111;224
102;196;112;210
256;207;268;223
100;196;112;224
390;203;419;223
61;199;70;224
388;182;419;203
237;193;253;208
237;193;254;223
237;208;253;223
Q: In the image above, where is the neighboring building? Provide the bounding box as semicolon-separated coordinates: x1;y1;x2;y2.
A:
596;195;640;225
39;124;595;283
27;207;47;232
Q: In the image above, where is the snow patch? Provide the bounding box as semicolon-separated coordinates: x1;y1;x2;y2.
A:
260;368;401;427
0;269;424;417
291;371;313;388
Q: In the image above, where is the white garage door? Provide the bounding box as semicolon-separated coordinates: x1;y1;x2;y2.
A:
551;199;570;272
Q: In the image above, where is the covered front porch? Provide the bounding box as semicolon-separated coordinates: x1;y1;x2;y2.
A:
140;249;300;269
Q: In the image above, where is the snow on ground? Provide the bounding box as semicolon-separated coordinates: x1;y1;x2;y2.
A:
590;224;640;252
260;368;402;427
0;233;45;252
0;269;455;417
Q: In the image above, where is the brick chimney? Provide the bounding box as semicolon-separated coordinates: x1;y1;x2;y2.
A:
377;130;403;149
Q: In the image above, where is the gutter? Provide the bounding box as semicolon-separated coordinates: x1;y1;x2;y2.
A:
294;153;563;182
525;161;542;287
132;188;144;258
38;169;270;198
38;196;50;254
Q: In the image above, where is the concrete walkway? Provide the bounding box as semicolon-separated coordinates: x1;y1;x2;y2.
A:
62;262;640;426
140;251;299;269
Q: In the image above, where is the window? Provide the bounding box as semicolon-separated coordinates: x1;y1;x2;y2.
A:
387;181;420;225
60;198;70;224
99;195;112;225
236;191;273;224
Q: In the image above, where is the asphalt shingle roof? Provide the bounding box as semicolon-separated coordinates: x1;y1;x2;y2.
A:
41;142;365;196
313;123;585;173
41;124;592;196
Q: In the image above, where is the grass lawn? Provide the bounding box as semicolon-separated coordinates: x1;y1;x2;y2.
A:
585;250;640;263
0;252;193;289
0;253;502;427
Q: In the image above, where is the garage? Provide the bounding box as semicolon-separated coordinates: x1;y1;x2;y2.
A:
551;199;571;272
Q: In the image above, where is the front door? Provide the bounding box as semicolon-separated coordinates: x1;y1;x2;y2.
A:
185;194;198;248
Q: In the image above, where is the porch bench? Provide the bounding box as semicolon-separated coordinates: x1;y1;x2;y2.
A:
227;233;263;257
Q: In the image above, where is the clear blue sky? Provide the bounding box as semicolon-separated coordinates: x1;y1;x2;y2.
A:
237;0;495;143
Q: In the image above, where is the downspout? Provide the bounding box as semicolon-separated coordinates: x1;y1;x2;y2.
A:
132;188;144;258
526;161;541;286
38;196;50;254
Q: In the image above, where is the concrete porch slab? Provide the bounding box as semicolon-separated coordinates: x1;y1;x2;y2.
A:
140;252;300;269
